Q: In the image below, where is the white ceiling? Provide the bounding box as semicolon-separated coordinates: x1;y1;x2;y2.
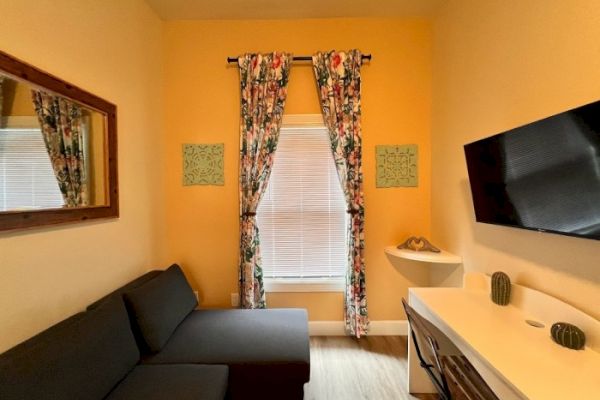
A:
145;0;445;20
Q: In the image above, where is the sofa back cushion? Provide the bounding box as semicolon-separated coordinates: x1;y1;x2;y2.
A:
87;270;164;354
124;264;198;353
0;298;139;400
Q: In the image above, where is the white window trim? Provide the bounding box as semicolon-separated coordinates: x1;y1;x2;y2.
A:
1;116;39;129
262;114;346;293
264;277;345;293
281;113;325;129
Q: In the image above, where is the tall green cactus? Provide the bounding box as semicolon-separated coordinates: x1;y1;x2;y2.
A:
491;271;511;305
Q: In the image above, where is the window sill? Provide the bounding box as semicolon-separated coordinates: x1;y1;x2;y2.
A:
264;278;345;293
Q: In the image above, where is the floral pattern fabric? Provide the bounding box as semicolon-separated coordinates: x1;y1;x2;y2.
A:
238;52;291;309
32;90;87;207
313;50;369;337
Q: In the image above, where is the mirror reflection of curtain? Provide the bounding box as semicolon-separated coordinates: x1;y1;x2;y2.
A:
31;90;88;207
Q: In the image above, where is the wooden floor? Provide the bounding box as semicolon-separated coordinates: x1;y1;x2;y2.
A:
304;336;438;400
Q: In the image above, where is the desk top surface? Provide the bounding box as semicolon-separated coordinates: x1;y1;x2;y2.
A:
409;287;600;400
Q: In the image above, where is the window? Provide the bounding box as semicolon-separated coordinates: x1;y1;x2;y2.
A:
257;115;347;292
0;118;64;211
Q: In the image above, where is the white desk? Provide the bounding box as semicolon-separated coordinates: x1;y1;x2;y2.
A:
408;286;600;399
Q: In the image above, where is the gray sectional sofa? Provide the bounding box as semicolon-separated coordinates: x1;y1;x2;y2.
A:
0;264;310;400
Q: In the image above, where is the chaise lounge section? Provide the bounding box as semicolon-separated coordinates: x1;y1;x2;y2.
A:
143;308;310;399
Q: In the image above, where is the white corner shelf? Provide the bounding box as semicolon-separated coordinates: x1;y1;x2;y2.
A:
384;246;462;264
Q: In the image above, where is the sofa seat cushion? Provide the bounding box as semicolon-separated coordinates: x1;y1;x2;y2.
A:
124;264;198;352
142;309;310;387
106;364;228;400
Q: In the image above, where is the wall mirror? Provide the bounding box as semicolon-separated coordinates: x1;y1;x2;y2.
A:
0;50;117;231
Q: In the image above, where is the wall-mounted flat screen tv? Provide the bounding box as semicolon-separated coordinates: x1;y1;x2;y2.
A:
464;100;600;241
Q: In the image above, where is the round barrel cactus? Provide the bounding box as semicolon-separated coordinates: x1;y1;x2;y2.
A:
551;322;586;350
491;271;511;305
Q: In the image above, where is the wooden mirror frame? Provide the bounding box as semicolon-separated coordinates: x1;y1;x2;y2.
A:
0;50;118;231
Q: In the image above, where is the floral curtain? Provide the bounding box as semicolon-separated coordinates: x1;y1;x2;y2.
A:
32;90;88;207
238;52;291;309
313;50;369;337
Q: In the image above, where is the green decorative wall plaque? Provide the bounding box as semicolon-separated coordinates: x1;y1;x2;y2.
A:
182;143;224;186
376;144;418;187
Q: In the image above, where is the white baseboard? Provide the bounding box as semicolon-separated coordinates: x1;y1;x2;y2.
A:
309;321;346;336
309;320;408;336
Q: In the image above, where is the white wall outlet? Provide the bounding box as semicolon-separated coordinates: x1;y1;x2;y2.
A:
231;292;240;307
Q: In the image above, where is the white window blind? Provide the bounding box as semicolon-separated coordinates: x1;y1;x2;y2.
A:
257;124;347;284
0;128;64;211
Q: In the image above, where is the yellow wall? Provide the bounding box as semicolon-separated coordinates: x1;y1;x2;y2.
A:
432;0;600;318
3;0;596;352
163;18;432;321
1;78;36;116
0;0;165;352
85;109;108;206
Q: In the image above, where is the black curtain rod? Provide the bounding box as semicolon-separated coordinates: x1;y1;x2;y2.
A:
227;54;372;64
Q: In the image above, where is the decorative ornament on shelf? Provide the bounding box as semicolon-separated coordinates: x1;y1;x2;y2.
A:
491;271;511;306
397;236;440;253
551;322;586;350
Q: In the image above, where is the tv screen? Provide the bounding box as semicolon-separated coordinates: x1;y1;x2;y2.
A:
464;100;600;241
